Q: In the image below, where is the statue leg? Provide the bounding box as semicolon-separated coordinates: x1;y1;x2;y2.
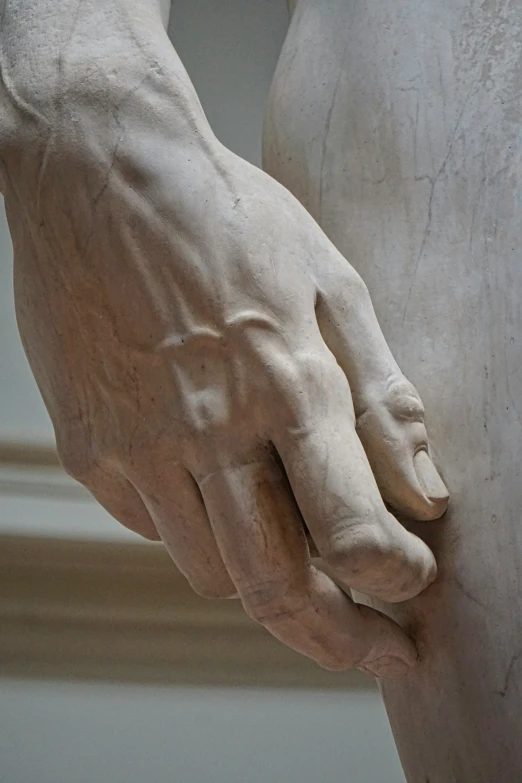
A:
264;1;522;780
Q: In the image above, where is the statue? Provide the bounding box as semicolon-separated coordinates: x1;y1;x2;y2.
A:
1;0;520;779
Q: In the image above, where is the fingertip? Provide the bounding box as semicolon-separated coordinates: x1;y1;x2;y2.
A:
356;604;418;677
356;412;448;522
413;450;449;519
358;655;415;679
380;450;449;523
425;549;438;586
377;521;437;603
406;530;438;597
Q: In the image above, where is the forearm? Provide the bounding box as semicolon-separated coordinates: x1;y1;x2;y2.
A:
0;0;238;257
1;0;171;81
0;0;216;161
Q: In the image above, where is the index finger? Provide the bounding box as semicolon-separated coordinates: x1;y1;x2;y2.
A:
270;351;437;603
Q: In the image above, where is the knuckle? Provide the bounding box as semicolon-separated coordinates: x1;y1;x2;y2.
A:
322;517;432;603
356;376;426;450
134;526;162;542
292;350;339;389
322;519;393;577
184;388;230;437
317;650;354;672
256;341;301;396
274;350;344;431
320;262;370;310
335;265;369;298
57;440;101;485
241;578;309;625
190;576;237;600
384;378;425;423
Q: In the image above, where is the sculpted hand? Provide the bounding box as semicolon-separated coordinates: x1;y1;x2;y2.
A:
3;9;448;678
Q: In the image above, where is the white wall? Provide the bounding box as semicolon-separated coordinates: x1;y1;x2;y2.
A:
0;680;405;783
170;0;289;166
0;3;406;783
0;204;52;443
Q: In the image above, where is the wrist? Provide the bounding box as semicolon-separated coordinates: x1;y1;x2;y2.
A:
0;0;192;138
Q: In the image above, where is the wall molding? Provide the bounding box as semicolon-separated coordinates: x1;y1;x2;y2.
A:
0;537;371;690
0;440;60;468
0;439;371;689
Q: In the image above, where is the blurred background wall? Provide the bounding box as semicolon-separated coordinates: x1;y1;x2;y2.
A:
0;1;406;781
0;682;403;783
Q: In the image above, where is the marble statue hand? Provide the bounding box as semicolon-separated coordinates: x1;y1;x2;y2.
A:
2;0;447;678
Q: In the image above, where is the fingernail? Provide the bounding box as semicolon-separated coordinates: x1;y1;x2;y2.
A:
358;655;414;679
414;450;449;506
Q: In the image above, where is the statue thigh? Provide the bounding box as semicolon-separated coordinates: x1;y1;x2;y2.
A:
264;1;522;780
